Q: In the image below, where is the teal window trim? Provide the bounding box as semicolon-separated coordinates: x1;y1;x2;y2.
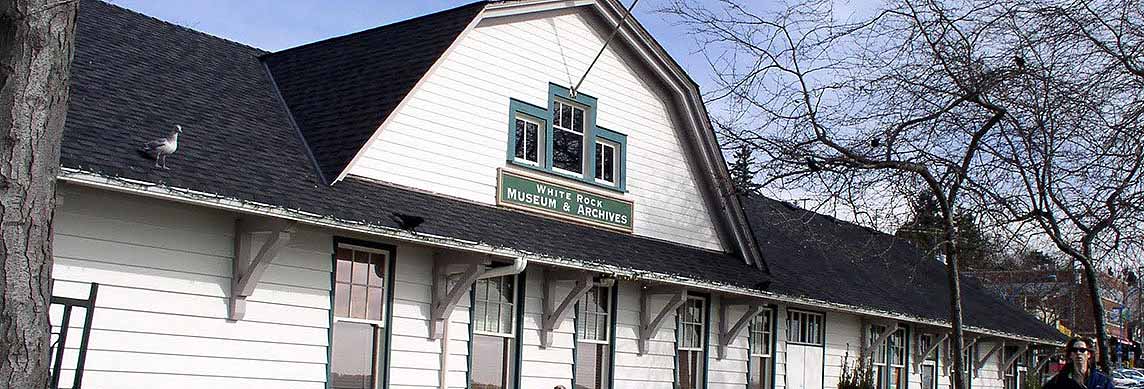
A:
512;273;527;389
676;292;710;389
746;305;778;389
505;83;627;192
507;98;549;167
327;237;398;389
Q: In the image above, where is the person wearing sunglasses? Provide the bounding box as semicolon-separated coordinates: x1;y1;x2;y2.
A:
1043;337;1116;389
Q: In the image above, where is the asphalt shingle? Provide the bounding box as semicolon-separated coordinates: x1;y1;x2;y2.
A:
61;0;1059;342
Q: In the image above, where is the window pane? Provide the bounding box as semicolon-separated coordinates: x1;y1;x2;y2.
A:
352;259;369;285
336;259;352;283
595;143;604;180
573;107;584;132
553;130;583;173
368;253;385;287
602;146;614;183
472;334;510;389
576;343;610;389
474;301;488;332
515;119;527;160
751;356;770;389
331;321;375;389
367;287;384;321
561;104;572;131
335;283;350;317
921;365;935;389
525;122;539;162
350;285;367;318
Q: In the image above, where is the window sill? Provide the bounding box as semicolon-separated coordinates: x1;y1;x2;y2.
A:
507;159;626;194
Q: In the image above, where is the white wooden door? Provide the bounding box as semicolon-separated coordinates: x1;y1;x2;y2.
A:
787;344;825;389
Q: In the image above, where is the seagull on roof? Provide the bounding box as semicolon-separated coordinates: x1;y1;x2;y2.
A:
140;124;181;169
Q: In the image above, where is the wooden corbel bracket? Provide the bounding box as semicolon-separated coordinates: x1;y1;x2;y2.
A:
717;298;764;360
998;342;1028;379
975;339;1004;377
639;286;687;355
863;321;900;361
429;252;485;340
539;270;596;348
913;332;949;370
229;217;296;321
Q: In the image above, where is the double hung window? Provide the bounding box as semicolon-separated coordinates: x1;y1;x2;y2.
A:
869;326;906;389
677;296;707;389
919;334;940;389
552;100;586;175
472;275;518;389
514;116;543;166
331;243;392;389
575;285;612;389
749;308;774;389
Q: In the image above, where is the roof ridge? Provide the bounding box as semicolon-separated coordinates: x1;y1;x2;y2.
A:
264;1;488;59
88;0;268;54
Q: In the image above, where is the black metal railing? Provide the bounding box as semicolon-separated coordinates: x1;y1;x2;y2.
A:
49;282;98;389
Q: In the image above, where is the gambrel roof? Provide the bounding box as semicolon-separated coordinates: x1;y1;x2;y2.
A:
59;0;1062;344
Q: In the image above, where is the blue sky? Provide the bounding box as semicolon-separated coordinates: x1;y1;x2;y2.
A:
107;0;719;90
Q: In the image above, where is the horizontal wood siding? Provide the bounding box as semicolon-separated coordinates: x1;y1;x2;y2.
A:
51;185;331;389
707;299;750;389
824;312;862;389
346;8;725;251
520;267;574;389
386;245;473;389
612;281;676;389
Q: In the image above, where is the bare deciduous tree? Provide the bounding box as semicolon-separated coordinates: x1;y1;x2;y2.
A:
0;0;79;386
661;0;1031;386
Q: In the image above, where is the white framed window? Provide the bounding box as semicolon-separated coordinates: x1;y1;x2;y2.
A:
473;275;516;336
749;308;774;389
576;285;612;389
869;325;906;389
919;334;940;389
786;309;824;346
471;274;518;389
552;100;586;176
331;243;392;389
594;140;617;186
677;296;707;389
513;116;543;166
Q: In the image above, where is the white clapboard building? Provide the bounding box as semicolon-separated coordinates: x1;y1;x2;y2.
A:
50;1;1066;388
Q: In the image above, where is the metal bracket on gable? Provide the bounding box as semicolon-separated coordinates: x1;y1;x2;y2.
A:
913;332;949;370
429;252;484;340
540;270;595;349
639;285;687;355
998;342;1028;379
229;217;295;321
717;298;764;360
862;321;900;361
976;339;1004;377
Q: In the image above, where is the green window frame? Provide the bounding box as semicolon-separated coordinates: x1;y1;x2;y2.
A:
505;83;628;192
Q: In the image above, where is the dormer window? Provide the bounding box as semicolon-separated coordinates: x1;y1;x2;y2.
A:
505;84;628;191
514;115;542;166
552;100;586;175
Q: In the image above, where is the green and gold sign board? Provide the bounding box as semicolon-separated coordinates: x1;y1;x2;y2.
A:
497;170;634;232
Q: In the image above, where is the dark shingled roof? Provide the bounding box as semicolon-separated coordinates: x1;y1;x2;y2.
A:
63;0;768;291
743;196;1066;341
262;2;487;182
62;0;1059;342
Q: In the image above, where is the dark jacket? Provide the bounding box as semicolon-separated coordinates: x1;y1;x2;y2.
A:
1043;369;1116;389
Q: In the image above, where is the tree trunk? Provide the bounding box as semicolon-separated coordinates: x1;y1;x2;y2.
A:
943;216;968;389
0;0;78;387
1076;255;1110;372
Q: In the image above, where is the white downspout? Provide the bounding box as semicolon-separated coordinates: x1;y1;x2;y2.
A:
439;256;527;389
